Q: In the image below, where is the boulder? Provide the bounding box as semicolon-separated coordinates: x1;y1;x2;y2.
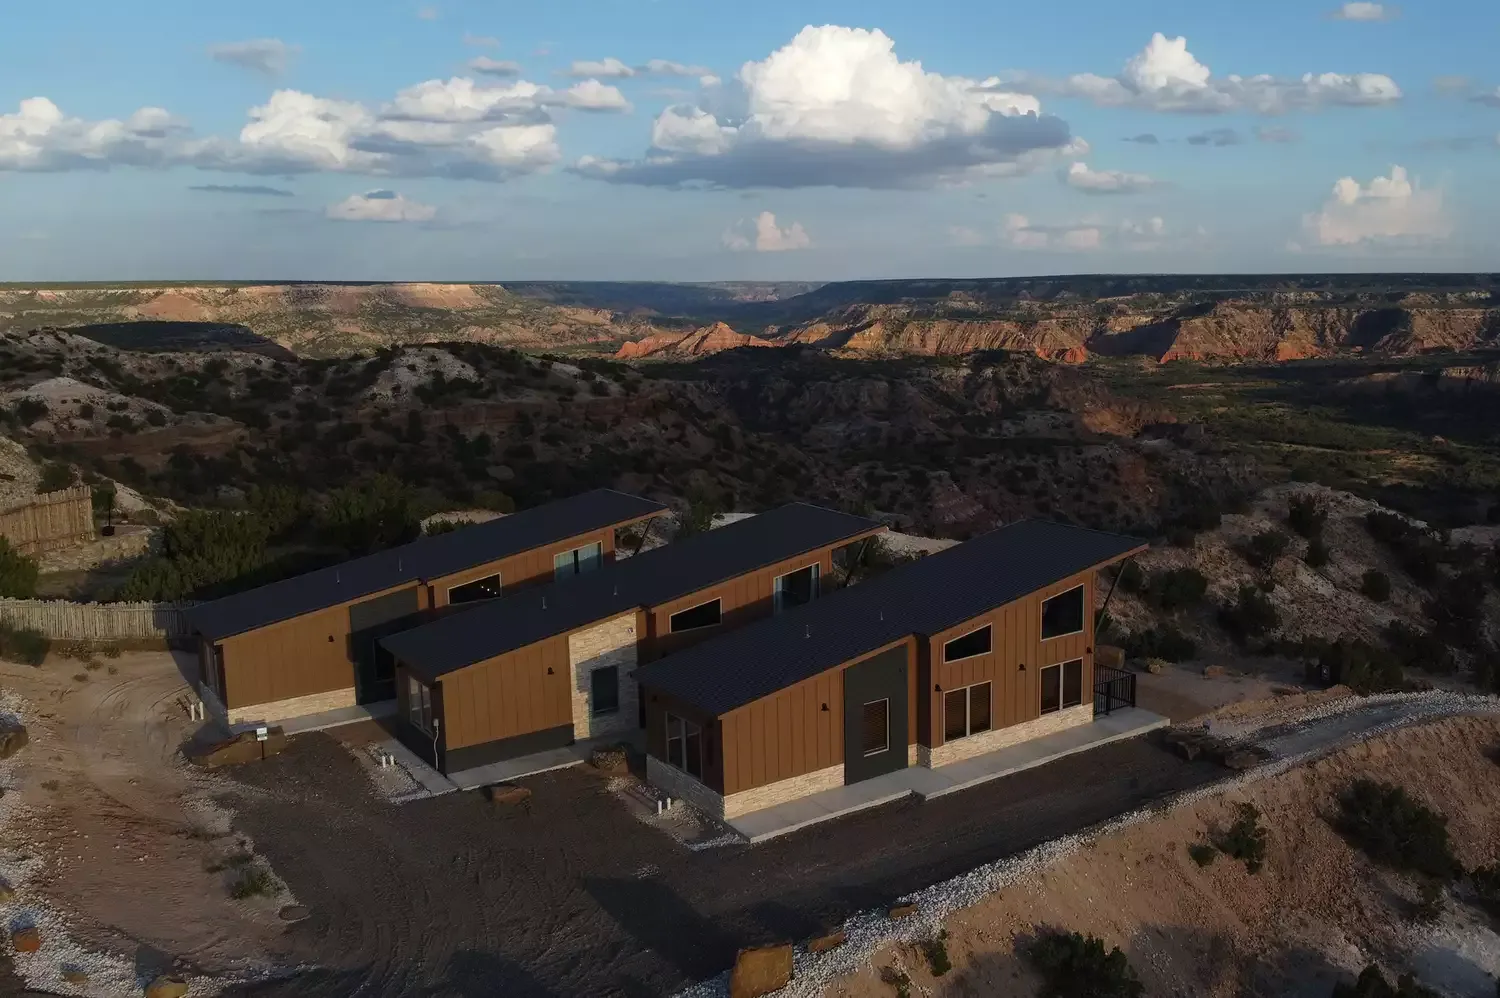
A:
1202;665;1228;679
1095;645;1125;670
1145;658;1167;675
277;904;310;922
728;942;793;998
0;722;28;761
145;975;189;998
807;930;847;954
61;968;89;985
1222;750;1260;772
11;926;40;953
0;879;14;903
484;784;531;806
590;746;629;774
888;903;919;920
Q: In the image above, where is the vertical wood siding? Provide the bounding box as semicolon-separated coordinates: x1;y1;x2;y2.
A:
438;635;573;750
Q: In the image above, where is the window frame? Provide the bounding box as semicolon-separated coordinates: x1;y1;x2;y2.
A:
860;698;891;757
942;623;994;663
942;681;994;742
406;674;434;734
553;541;604;581
590;665;620;717
664;713;704;779
447;572;502;606
668;597;723;634
1040;659;1084;715
1040;584;1086;640
772;562;822;614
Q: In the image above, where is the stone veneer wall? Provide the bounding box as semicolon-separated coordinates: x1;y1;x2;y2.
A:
646;755;848;820
567;614;639;740
928;703;1093;768
646;755;727;818
226;687;358;725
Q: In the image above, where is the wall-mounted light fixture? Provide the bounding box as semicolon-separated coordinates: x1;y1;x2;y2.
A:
546;667;554;675
933;683;942;692
1018;662;1026;671
820;703;829;712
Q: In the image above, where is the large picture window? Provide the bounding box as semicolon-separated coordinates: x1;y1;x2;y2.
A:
669;598;722;633
554;542;603;582
942;682;993;741
773;563;821;613
943;624;993;663
448;573;501;605
665;713;703;779
590;666;620;716
1040;659;1084;714
406;674;434;734
1040;585;1085;640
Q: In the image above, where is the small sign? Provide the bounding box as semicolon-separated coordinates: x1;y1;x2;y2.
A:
255;726;269;742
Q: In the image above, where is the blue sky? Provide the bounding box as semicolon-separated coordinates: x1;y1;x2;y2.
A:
2;0;1497;281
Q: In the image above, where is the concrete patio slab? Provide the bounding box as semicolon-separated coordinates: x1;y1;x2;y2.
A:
380;738;459;799
237;699;397;737
447;734;641;791
724;707;1169;843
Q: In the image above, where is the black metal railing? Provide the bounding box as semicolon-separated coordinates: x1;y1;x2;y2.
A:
1094;665;1136;716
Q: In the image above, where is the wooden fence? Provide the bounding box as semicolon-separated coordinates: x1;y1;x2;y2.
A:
0;486;95;555
0;599;198;641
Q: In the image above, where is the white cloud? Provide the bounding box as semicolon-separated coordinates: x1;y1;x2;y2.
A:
1472;87;1500;109
1332;2;1395;21
1060;161;1158;194
416;5;439;20
1013;32;1401;114
565;58;714;80
993;213;1180;252
557;79;632;112
1301;165;1449;246
326;189;436;222
0;97;193;170
574;25;1073;189
723;211;811;251
385;76;627;120
208;39;298;76
467;57;522;78
463;33;500;48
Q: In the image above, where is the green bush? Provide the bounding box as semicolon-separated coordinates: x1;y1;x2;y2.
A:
1288;494;1329;538
1026;930;1144;998
37;462;76;492
1121;626;1196;663
1143;568;1209;613
1188;843;1217;867
1316;639;1405;694
1331;964;1439;998
1215;802;1269;874
0;622;50;666
920;930;951;977
1470;864;1500;918
0;537;40;599
1335;780;1461;882
229;865;278;899
1115;560;1146;594
1305;536;1331;568
1384;621;1455;675
1361;569;1392;602
1242;529;1289;570
1218;586;1280;643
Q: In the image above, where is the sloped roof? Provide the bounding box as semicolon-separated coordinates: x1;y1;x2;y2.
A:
185;489;666;640
383;503;885;680
633;519;1145;715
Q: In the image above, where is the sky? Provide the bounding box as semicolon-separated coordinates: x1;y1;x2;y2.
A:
2;0;1498;282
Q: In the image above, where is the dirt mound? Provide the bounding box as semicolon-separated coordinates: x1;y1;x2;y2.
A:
829;714;1500;998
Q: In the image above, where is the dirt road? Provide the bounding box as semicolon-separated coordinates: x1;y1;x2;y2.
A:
216;734;1222;998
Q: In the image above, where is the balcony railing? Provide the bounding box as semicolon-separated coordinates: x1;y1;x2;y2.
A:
1093;665;1136;716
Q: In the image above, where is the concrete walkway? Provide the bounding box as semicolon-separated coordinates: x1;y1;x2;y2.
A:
726;707;1168;843
380;737;459;799
447;734;640;791
237;699;397;736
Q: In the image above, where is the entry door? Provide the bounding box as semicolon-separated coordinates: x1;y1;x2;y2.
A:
349;587;422;704
843;646;909;785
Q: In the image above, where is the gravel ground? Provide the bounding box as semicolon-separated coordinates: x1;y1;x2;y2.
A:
213;732;1221;998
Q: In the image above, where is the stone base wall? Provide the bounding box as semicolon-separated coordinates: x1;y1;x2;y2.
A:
226;687;358;725
646;755;727;818
567;614;639;741
724;764;845;819
928;704;1093;768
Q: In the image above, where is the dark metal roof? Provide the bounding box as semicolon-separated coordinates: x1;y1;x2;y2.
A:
184;489;666;640
634;519;1146;716
382;503;885;681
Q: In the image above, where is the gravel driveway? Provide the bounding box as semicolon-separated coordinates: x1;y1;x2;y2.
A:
215;732;1220;998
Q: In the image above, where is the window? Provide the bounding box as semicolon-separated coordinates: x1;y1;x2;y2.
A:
407;674;434;734
1041;659;1084;714
943;624;993;663
942;682;993;741
861;699;890;756
590;666;620;716
448;573;501;605
1041;585;1085;639
554;542;603;582
669;598;721;633
773;563;821;613
665;713;703;779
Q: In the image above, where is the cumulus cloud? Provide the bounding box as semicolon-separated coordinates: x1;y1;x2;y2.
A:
1011;32;1401;114
326;189;436;222
1332;2;1395;21
1472;87;1500;109
1254;125;1301;143
984;213;1180;252
0;98;195;170
574;25;1073;189
1301;165;1449;247
189;183;293;196
208;39;298;76
565;57;714;80
1123;133;1160;144
722;211;812;251
468;57;521;78
1187;127;1241;146
1060;161;1159;194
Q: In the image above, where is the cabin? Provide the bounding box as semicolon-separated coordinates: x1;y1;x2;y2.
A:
379;503;886;774
183;489;666;726
632;519;1147;821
